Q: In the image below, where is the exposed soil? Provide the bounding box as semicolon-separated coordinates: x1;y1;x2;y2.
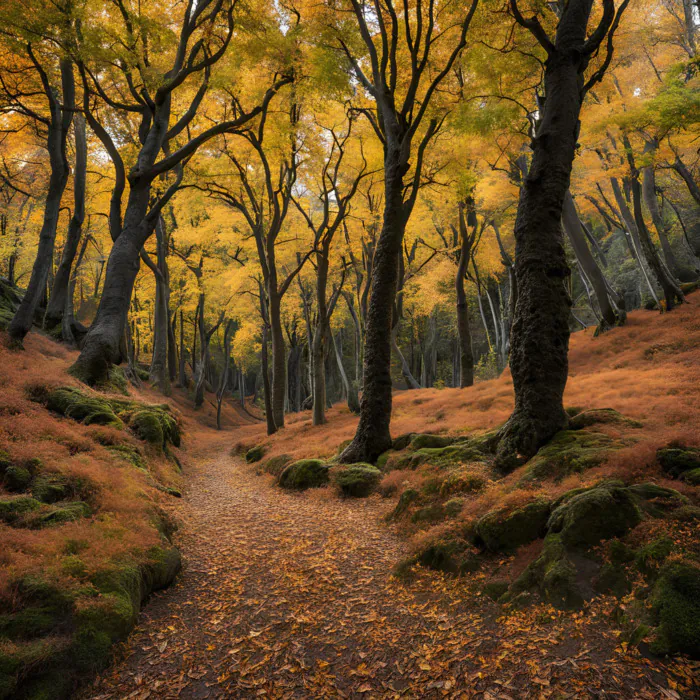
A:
83;433;699;699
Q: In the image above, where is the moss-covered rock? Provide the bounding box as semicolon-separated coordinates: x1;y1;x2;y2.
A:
671;505;700;522
128;410;163;446
523;430;622;482
409;434;455;450
568;408;642;431
0;637;71;700
333;464;381;497
414;537;479;576
45;387;121;427
107;444;146;470
411;503;445;524
412;444;485;469
547;485;641;549
650;561;700;658
387;488;420;521
636;537;674;577
439;469;486;497
391;433;414;451
507;534;584;609
0;450;11;471
0;276;21;330
626;483;688;517
278;459;330;490
260;454;291;477
40;501;91;526
657;445;700;478
593;563;631;598
0;496;42;525
3;464;31;492
31;474;70;504
474;499;551;553
682;468;700;485
245;445;266;463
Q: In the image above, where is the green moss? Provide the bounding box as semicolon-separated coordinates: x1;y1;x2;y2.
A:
568;408;642;430
245;445;266;463
387;488;419;520
657;445;700;478
594;564;631;598
0;496;42;524
683;468;700;485
3;464;31;492
671;505;700;522
636;537;674;577
475;499;551;553
444;498;465;518
608;539;635;564
40;501;91;526
45;387;121;427
107;444;146;469
627;483;688;517
523;430;622;482
0;637;70;700
106;366;129;395
261;454;292;477
0;606;66;641
129;410;164;446
483;580;509;601
410;434;455;450
412;444;484;469
0;450;11;471
411;503;445;524
31;474;70;504
61;555;88;578
547;485;641;549
375;451;391;470
508;534;584;609
333;465;381;497
278;459;330;490
391;434;414;451
439;469;486;497
414;538;479;575
650;562;700;658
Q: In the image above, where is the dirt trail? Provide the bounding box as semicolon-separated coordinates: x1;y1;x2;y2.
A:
85;435;696;699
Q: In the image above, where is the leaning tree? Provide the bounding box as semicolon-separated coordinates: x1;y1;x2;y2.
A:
68;0;292;385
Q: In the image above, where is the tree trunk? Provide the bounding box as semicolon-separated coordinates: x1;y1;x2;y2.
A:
673;156;700;207
261;320;276;435
642;140;681;277
333;331;360;414
268;291;286;429
562;190;622;328
312;253;329;425
46;114;87;330
455;228;474;388
9;60;74;344
496;24;592;469
340;157;406;463
61;232;90;345
149;218;171;394
216;321;233;430
178;309;187;387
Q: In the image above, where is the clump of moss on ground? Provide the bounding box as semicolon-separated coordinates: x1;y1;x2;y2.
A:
278;460;330;490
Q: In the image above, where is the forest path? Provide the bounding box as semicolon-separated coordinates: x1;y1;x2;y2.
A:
85;434;692;699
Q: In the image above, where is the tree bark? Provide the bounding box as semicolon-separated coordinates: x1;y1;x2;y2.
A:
340;158;406;463
46;113;87;330
562;190;622;328
497;2;601;470
456;223;474;388
312;252;329;425
148;217;171;394
9;59;74;344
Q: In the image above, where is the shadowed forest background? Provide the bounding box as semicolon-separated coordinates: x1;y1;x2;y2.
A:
1;0;700;698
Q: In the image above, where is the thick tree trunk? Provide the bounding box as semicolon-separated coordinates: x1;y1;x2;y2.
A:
261;320;276;435
562;191;622;328
216;321;233;430
69;183;152;384
496;32;589;468
168;311;178;382
340;157;406;463
193;295;207;408
61;233;90;345
9;60;74;344
178;309;187;387
46;114;87;330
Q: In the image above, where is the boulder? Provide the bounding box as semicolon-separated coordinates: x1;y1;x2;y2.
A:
650;561;700;658
474;499;551;553
333;464;381;497
657;445;700;478
245;445;266;463
547;484;641;549
409;434;455;450
278;460;330;490
568;408;642;430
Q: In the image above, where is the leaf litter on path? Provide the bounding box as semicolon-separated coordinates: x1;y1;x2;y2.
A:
83;435;699;699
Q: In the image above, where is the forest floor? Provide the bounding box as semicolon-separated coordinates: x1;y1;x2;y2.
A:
82;432;699;699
